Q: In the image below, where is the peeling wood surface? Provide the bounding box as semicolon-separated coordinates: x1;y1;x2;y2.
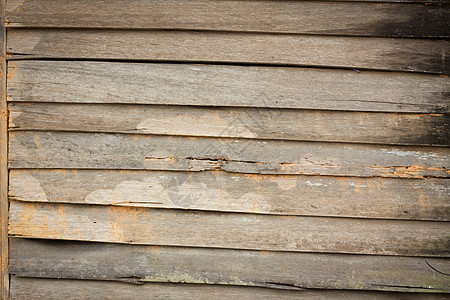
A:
7;61;450;113
9;239;450;292
9;131;450;178
8;201;450;257
7;29;450;73
9;102;449;146
9;169;450;221
5;1;449;38
10;277;450;300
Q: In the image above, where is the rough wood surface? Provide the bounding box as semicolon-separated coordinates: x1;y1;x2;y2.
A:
7;61;450;113
10;277;450;300
0;0;8;298
9;102;449;146
8;201;450;257
9;169;450;221
9;239;450;292
9;131;450;178
5;1;449;38
7;29;449;73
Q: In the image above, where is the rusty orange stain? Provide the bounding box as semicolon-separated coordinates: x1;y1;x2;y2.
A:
7;61;17;79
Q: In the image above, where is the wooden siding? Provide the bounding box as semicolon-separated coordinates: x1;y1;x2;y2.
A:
3;0;450;299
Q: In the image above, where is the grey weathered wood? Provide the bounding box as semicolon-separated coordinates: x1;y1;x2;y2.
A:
7;29;449;74
5;0;449;38
8;201;450;257
10;277;450;300
9;102;449;146
9;131;450;178
9;169;450;221
9;238;450;292
7;61;450;113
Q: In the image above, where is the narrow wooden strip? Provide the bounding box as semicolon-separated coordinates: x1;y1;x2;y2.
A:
0;0;8;298
8;131;450;178
7;61;450;113
9;239;450;292
9;102;449;146
9;169;450;221
7;29;449;73
8;201;450;256
5;0;449;38
10;277;450;300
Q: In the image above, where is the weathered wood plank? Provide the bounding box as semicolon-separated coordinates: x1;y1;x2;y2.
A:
7;29;449;74
9;169;450;221
8;201;450;256
0;0;8;298
10;277;450;300
9;131;450;178
7;61;450;113
9;102;449;146
9;239;450;292
5;1;449;38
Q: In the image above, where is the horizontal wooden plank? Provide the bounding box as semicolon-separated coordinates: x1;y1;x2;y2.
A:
9;131;450;178
9;102;449;146
7;61;450;113
5;1;449;38
9;238;450;292
7;29;449;73
8;201;450;256
9;169;450;221
10;277;450;300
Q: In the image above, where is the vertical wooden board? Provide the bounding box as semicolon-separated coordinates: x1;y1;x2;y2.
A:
9;169;450;221
0;0;8;298
7;61;450;113
7;29;450;73
9;239;450;293
8;201;450;256
9;277;450;300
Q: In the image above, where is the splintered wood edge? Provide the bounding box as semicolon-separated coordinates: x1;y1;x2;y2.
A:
0;0;9;299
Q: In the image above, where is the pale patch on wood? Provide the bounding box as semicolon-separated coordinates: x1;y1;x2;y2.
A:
9;172;47;202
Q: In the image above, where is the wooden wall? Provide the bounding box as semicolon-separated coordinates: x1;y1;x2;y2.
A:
2;0;450;298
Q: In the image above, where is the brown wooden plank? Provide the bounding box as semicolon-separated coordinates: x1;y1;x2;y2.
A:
5;1;449;38
8;201;450;256
7;29;449;74
9;169;450;221
7;61;450;113
9;102;449;146
8;131;450;178
10;277;450;300
9;238;450;292
0;0;8;298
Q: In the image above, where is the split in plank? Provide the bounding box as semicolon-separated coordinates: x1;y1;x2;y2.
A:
9;238;450;292
5;0;449;38
10;277;450;300
7;29;450;73
9;169;450;221
9;131;450;178
9;102;449;146
7;61;450;113
8;201;450;257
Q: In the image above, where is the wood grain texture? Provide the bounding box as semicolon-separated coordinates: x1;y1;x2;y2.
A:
9;238;450;292
0;0;8;298
9;169;450;221
9;102;450;146
5;0;449;38
9;131;450;178
10;277;450;300
7;29;450;73
7;61;450;113
8;201;450;257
